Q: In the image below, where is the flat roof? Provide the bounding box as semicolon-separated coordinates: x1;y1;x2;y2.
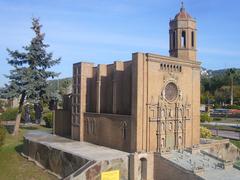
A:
24;131;129;161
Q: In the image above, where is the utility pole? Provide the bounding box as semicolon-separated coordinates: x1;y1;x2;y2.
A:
230;76;233;105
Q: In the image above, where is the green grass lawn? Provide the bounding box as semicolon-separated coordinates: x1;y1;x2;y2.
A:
0;125;56;180
230;139;240;149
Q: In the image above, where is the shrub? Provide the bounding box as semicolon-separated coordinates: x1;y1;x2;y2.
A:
200;113;212;123
213;117;222;121
0;124;6;147
213;103;221;109
200;126;212;138
30;111;35;122
43;112;53;128
0;108;18;121
226;105;240;110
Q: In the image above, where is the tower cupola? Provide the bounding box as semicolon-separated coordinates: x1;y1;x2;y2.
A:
169;2;197;61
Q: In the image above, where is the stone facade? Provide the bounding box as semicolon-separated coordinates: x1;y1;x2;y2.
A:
69;5;200;154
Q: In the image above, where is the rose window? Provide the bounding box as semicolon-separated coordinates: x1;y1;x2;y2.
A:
165;82;178;102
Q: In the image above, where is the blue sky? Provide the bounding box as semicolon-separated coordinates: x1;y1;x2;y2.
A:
0;0;240;86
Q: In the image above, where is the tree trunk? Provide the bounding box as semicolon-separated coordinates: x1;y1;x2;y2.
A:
12;92;25;136
34;103;43;124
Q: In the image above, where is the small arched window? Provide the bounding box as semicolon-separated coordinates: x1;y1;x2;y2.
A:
191;31;195;47
140;158;147;180
181;31;186;48
122;122;127;140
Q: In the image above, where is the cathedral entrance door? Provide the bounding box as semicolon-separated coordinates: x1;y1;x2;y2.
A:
166;133;175;150
165;121;175;150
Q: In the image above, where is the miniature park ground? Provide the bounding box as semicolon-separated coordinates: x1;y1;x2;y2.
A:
0;124;240;180
0;125;57;180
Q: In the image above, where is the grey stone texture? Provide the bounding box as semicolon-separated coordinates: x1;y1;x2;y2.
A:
23;131;129;179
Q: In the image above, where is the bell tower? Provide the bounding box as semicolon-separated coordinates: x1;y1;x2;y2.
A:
169;3;197;61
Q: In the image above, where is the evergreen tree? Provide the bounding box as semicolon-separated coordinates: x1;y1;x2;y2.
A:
2;18;60;135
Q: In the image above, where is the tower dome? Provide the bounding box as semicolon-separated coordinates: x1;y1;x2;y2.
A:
174;3;192;20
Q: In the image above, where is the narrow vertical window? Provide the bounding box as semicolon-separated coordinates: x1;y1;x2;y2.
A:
173;31;176;48
92;120;96;134
91;120;94;134
181;31;186;48
191;31;194;47
86;119;89;134
122;122;127;140
88;119;91;134
123;125;127;140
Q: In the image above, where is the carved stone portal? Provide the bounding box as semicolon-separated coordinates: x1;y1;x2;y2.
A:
148;82;191;152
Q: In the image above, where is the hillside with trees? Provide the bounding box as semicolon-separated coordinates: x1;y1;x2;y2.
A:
201;68;240;107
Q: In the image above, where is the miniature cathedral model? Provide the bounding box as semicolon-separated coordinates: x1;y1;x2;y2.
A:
61;4;200;153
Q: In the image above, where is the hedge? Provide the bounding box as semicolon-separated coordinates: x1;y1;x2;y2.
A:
0;108;18;121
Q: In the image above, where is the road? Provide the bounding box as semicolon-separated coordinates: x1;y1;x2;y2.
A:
211;129;240;140
202;122;240;127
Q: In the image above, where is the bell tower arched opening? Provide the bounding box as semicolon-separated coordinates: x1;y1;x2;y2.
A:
181;31;186;48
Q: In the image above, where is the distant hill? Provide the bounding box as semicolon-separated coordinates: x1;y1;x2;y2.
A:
48;77;72;90
201;68;240;77
46;77;72;98
51;67;240;89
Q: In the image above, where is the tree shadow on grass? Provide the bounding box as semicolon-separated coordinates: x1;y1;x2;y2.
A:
4;124;39;134
4;125;14;134
21;126;38;130
15;143;24;154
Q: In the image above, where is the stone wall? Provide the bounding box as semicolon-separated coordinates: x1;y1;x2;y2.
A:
23;133;129;180
84;113;131;152
129;152;154;180
54;109;71;137
96;61;132;115
74;157;129;180
131;53;200;152
71;61;132;141
23;137;91;178
200;139;240;162
154;153;203;180
68;51;201;154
